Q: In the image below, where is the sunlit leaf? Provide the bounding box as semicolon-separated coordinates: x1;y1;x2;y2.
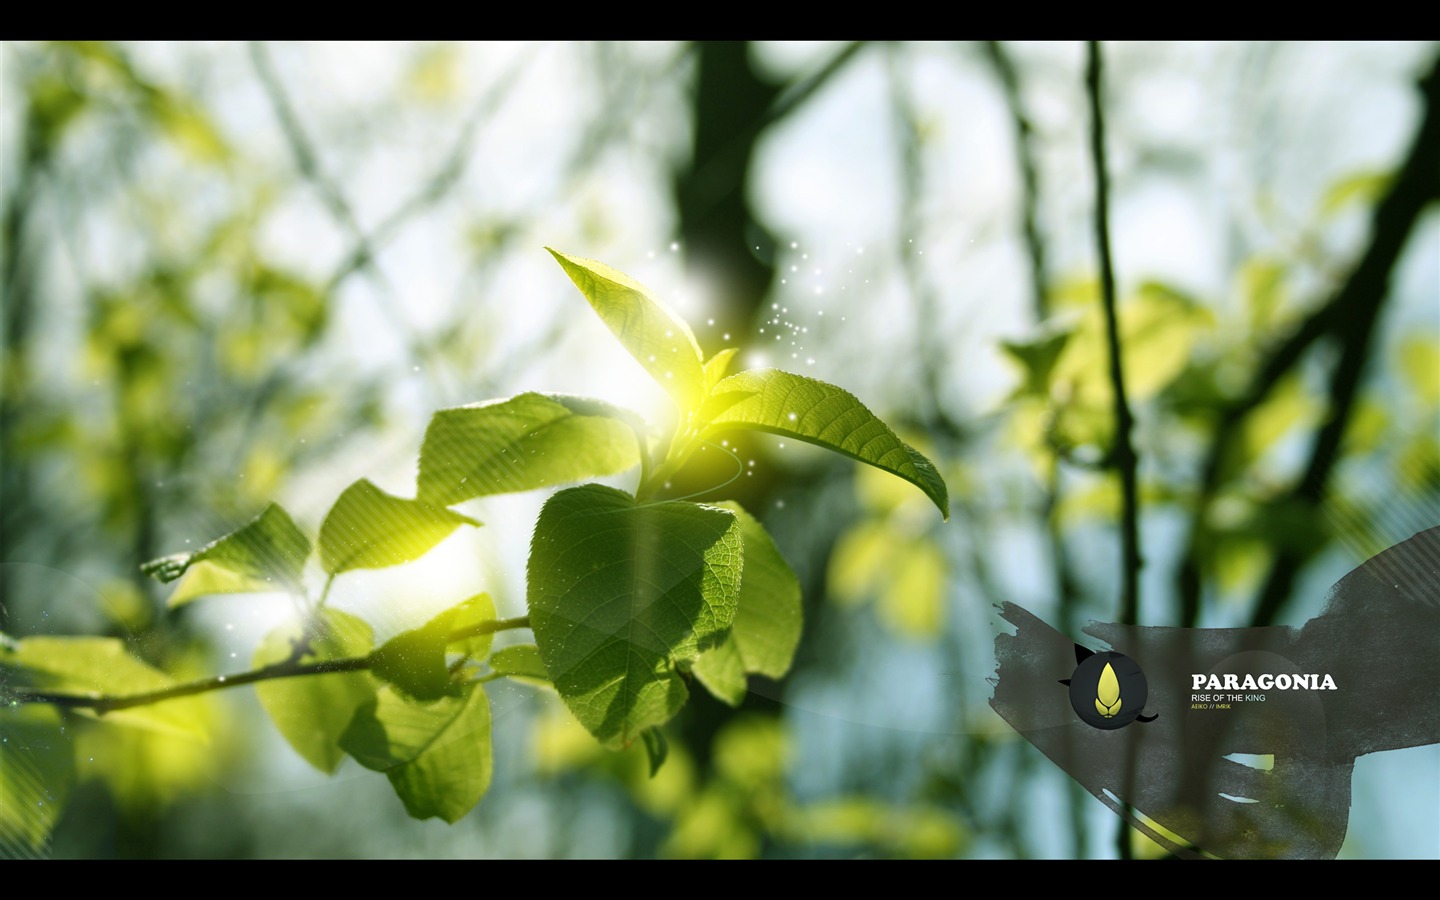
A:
447;592;499;659
703;348;740;393
702;502;801;678
417;393;642;506
1117;282;1213;400
703;369;949;519
547;249;706;414
488;644;548;680
370;607;461;702
253;609;376;774
527;484;742;748
370;594;495;700
0;705;73;856
141;503;310;607
319;479;479;575
5;636;203;737
339;684;492;823
692;637;746;706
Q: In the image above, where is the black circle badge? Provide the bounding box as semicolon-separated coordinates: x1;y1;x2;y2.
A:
1068;650;1150;730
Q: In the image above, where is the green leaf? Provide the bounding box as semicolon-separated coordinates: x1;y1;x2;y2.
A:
1001;328;1073;397
141;503;310;607
166;562;278;609
417;393;642;507
447;592;499;659
488;644;548;680
5;636;202;737
339;684;492;823
253;609;376;774
527;484;743;748
369;594;495;700
0;704;73;856
319;479;479;575
547;249;706;414
697;501;802;682
704;369;949;519
692;637;746;706
641;727;668;778
704;348;740;392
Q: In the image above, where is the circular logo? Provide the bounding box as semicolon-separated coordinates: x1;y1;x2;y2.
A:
1067;650;1150;730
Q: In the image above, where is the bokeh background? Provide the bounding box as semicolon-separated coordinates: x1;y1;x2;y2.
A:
2;40;1436;859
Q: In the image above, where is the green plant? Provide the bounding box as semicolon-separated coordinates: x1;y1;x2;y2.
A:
1;249;948;842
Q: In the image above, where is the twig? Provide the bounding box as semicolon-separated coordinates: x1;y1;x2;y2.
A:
1248;52;1440;627
247;41;440;394
1086;42;1142;629
5;616;532;712
982;41;1049;323
322;43;541;293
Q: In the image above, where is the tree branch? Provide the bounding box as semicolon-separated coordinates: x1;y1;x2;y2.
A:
982;40;1050;323
1248;52;1440;627
1173;51;1440;628
3;616;532;712
1086;42;1142;629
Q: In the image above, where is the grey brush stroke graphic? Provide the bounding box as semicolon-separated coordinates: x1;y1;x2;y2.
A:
990;525;1440;859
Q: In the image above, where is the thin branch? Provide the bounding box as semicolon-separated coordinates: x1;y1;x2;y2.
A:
322;43;541;293
1175;51;1440;628
1248;52;1440;628
683;41;869;225
886;44;947;430
982;41;1050;323
4;616;533;713
248;41;440;394
765;41;868;130
1086;42;1142;629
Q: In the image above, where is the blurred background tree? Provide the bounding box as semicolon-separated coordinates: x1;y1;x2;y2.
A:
1;40;1436;858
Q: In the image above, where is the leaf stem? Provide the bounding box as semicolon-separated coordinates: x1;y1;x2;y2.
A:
4;616;533;713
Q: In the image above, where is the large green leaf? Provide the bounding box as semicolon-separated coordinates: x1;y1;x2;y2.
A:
253;609;376;774
319;479;479;575
703;369;949;519
694;501;802;698
548;249;706;415
417;393;642;507
5;636;203;737
339;684;492;823
0;704;73;856
140;503;310;607
527;484;743;748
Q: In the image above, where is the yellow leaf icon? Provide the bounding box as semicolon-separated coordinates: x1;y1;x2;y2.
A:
1097;661;1121;716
